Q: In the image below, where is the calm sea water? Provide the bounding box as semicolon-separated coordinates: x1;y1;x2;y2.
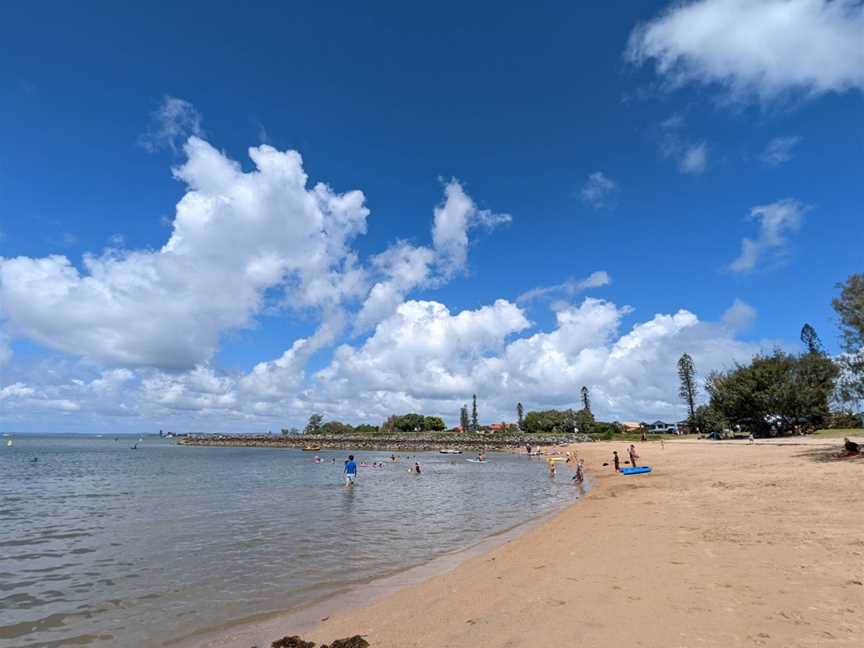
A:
0;436;577;647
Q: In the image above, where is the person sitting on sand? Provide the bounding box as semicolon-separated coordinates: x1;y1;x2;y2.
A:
344;455;358;487
613;450;620;472
628;444;639;468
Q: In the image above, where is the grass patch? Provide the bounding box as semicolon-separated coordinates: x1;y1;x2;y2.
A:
811;428;864;439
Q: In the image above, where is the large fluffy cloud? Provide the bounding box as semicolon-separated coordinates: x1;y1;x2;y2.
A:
0;295;769;430
627;0;864;101
315;297;764;425
0;137;370;370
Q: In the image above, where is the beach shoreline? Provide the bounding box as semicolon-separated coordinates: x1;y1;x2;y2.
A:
199;437;863;648
181;466;586;648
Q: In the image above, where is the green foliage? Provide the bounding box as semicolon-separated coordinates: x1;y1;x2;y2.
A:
516;402;524;431
522;408;594;434
304;414;324;434
320;420;353;435
394;413;425;432
800;323;825;355
678;353;697;425
471;394;479;432
581;386;590;412
460;405;470;432
827;410;863;429
692;404;727;435
832;274;864;403
591;421;620;436
423;416;446;431
353;424;379;435
706;348;839;436
377;413;446;433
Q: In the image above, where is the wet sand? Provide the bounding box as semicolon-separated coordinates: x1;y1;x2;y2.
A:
299;438;864;648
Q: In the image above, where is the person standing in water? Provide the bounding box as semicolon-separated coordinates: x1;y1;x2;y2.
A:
344;454;358;487
414;462;421;474
628;444;639;468
572;459;584;485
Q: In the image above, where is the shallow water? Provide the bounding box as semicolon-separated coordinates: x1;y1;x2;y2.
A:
0;436;577;647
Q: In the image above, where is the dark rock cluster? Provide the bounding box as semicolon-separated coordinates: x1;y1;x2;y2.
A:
267;635;369;648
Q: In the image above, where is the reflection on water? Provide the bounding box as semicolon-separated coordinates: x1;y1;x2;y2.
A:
0;436;577;647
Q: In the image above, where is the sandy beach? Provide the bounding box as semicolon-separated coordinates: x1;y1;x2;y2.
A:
288;439;863;648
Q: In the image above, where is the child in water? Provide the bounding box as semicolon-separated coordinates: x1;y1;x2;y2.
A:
414;462;421;474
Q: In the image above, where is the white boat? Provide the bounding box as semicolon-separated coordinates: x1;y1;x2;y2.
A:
439;448;462;454
6;439;12;447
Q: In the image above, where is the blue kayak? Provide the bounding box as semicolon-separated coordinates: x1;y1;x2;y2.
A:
620;466;652;475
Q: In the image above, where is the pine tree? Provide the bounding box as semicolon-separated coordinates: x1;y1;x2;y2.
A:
800;323;825;355
460;405;470;432
517;402;524;431
678;353;697;428
580;386;590;412
471;394;479;432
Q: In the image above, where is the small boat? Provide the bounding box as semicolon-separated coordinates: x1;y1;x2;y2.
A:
302;445;322;452
439;448;462;454
6;439;12;448
465;458;488;463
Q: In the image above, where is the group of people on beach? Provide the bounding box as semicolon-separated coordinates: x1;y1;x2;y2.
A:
612;444;640;471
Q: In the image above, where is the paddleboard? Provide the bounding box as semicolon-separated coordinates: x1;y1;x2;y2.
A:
620;466;651;475
466;458;488;463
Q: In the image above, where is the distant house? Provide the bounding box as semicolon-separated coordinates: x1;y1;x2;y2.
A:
647;420;679;434
486;422;515;433
619;421;642;431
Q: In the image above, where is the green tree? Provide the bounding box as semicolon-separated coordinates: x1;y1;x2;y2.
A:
304;413;324;434
516;402;524;431
522;408;593;434
692;404;727;436
832;274;864;403
320;420;353;435
460;405;470;432
394;413;425;432
706;349;838;436
800;323;825;355
581;386;590;412
354;424;379;435
471;394;479;432
574;408;595;434
423;416;446;431
678;353;698;429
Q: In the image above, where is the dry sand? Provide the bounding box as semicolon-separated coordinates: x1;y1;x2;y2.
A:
298;439;864;648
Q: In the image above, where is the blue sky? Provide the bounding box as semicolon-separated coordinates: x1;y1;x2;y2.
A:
1;1;862;433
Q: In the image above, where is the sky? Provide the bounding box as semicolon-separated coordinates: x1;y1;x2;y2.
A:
0;0;862;433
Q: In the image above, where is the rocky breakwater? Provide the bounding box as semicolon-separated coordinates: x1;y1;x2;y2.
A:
177;433;593;451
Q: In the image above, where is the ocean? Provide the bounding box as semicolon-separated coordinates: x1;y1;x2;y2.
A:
0;435;577;647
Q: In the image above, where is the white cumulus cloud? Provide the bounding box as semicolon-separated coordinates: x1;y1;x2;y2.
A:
0;137;370;370
626;0;864;101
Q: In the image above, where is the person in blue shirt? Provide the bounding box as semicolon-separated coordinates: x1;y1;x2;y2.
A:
344;455;358;487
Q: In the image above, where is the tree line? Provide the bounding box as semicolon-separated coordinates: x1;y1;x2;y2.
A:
679;273;863;437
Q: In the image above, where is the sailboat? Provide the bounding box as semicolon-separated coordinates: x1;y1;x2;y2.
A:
6;439;12;448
